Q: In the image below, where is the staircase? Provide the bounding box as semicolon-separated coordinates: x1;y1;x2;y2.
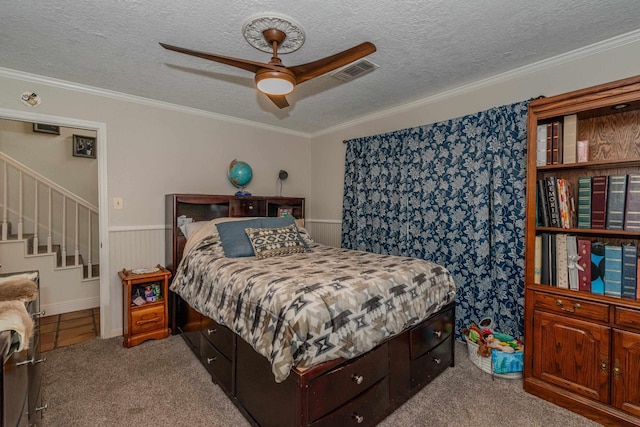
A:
0;151;99;281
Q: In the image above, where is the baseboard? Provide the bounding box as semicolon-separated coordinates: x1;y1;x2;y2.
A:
41;296;100;316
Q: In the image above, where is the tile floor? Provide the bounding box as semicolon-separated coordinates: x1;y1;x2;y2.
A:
40;308;100;352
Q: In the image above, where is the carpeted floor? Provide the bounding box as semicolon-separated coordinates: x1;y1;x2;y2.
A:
41;336;602;426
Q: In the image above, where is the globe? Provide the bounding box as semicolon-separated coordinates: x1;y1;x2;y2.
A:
228;159;253;196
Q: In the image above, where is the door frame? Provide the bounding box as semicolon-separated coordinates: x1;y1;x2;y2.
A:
0;107;110;338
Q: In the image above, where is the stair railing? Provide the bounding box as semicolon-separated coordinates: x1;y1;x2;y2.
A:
0;151;98;277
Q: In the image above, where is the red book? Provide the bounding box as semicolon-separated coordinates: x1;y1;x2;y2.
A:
591;175;608;229
546;123;553;165
577;239;591;292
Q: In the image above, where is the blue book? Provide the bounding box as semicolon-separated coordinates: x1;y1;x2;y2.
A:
604;245;622;297
590;242;605;295
622;245;638;299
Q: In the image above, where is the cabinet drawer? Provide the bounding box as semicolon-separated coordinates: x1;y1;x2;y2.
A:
308;343;388;422
409;307;454;360
199;335;232;393
615;307;640;332
131;305;165;335
310;376;389;427
3;349;29;427
533;291;609;323
201;318;234;359
410;335;453;388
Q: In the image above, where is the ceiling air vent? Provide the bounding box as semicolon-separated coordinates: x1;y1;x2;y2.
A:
330;59;378;82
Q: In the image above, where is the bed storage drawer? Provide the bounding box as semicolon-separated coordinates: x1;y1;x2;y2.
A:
307;343;388;422
201;318;234;359
410;335;453;388
130;305;165;335
199;335;232;393
310;376;389;427
409;305;454;360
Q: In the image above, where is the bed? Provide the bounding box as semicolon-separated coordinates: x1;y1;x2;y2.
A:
165;194;456;427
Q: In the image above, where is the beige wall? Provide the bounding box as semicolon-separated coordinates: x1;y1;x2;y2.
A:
308;34;640;221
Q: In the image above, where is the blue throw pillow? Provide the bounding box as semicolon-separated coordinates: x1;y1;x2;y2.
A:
216;216;297;257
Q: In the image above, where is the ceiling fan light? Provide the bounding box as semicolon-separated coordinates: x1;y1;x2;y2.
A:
255;71;295;95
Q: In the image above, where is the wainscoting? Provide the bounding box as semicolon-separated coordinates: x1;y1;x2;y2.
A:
304;220;342;247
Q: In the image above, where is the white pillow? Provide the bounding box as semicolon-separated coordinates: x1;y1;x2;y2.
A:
183;221;208;239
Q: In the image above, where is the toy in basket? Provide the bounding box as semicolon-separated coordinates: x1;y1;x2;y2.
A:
462;322;523;379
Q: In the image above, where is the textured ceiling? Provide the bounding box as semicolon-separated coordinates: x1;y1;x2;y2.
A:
3;1;640;134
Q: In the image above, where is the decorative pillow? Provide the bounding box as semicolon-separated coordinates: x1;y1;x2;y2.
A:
216;216;299;257
184;221;208;239
216;219;264;257
245;224;307;259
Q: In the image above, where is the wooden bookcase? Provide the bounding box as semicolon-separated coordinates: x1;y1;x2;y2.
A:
524;75;640;426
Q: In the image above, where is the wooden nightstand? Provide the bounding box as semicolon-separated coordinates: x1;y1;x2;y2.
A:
119;265;171;348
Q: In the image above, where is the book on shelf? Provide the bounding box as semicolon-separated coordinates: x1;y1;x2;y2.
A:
541;233;552;285
556;178;573;229
550;234;557;286
577;140;589;163
621;245;638;300
566;235;579;290
577;176;592;229
577;239;591;292
562;114;577;164
624;174;640;231
546;122;553;165
536;124;547;166
551;121;563;164
555;234;569;289
545;176;561;228
534;235;542;284
604;245;623;298
591;242;605;294
537;179;550;227
591;176;608;229
605;174;627;230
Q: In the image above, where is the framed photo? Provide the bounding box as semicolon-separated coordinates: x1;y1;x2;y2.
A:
277;207;293;217
73;135;97;159
33;123;60;135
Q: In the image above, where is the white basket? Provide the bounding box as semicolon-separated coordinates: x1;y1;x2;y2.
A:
464;335;522;379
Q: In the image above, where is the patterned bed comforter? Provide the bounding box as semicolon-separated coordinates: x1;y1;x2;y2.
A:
170;222;456;383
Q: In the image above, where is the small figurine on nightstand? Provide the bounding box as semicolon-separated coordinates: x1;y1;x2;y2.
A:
144;286;156;303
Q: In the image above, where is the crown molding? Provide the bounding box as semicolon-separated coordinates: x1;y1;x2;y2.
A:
0;66;310;139
311;28;640;138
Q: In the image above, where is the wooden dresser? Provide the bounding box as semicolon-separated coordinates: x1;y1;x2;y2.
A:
0;272;46;427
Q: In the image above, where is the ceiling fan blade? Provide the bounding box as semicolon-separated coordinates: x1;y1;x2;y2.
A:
289;42;376;84
266;94;290;109
159;42;280;74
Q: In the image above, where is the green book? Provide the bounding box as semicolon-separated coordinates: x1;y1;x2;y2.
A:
577;176;592;228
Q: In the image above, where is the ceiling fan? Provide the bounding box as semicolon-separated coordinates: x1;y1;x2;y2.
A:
160;15;376;109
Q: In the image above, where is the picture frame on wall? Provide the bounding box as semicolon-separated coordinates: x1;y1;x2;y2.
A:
72;134;97;159
277;207;293;217
33;123;60;135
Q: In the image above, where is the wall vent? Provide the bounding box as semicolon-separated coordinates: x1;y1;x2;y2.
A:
330;59;378;82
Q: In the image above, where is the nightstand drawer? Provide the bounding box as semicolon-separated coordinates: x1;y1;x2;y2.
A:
533;291;609;323
130;305;165;335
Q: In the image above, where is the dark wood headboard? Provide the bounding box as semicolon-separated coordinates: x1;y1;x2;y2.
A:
164;194;305;273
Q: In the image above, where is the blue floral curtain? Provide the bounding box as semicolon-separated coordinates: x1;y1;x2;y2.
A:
342;100;529;339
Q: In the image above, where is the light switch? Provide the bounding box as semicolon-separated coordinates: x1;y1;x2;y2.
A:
113;197;123;210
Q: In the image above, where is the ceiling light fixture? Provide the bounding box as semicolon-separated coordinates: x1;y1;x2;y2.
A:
255;69;296;95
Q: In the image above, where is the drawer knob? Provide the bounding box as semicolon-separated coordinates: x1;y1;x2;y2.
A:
207;328;217;335
207;356;217;364
351;374;364;385
433;330;442;338
555;299;580;313
433;357;442;364
34;403;48;413
352;413;364;424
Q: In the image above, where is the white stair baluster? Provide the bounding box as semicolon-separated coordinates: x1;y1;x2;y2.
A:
61;195;67;267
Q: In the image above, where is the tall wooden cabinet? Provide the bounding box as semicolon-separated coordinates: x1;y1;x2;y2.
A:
524;76;640;426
